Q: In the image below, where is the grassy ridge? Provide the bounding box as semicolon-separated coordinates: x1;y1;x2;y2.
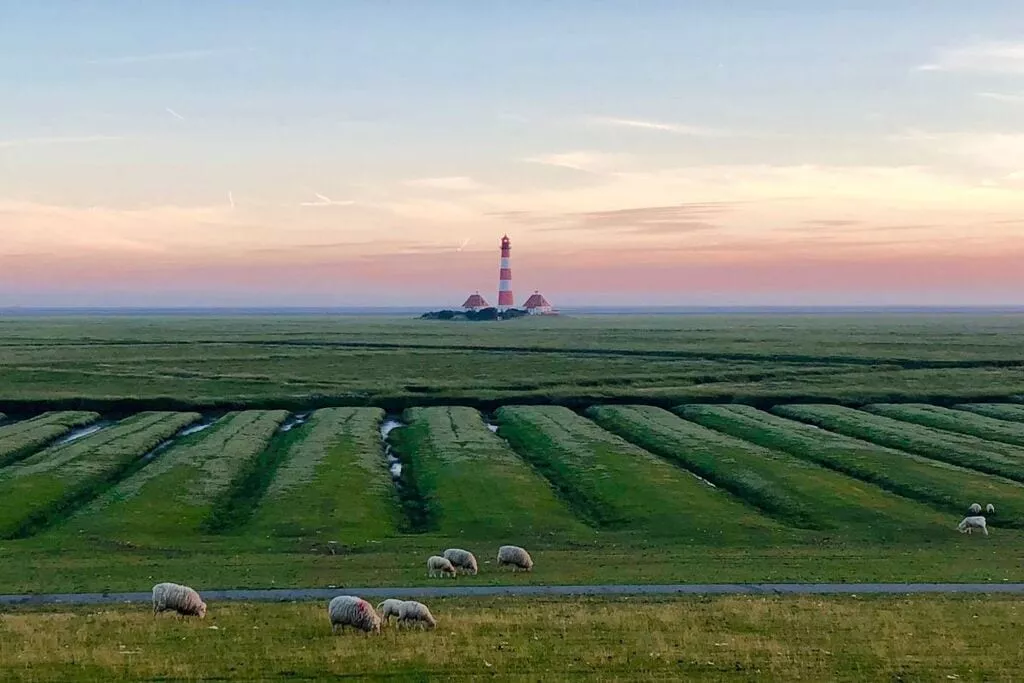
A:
588;405;950;539
246;407;400;547
955;403;1024;423
866;403;1024;447
0;411;100;467
496;405;783;542
0;412;200;539
2;596;1022;681
681;405;1024;527
393;406;587;542
775;404;1024;483
54;411;287;545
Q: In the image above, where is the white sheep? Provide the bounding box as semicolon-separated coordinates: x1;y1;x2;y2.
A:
986;503;996;514
968;503;982;515
443;548;479;575
152;582;206;618
496;545;533;572
328;595;381;634
397;600;437;629
427;555;457;578
957;516;988;536
376;598;404;625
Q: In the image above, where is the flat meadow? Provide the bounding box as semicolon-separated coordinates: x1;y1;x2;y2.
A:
0;313;1023;679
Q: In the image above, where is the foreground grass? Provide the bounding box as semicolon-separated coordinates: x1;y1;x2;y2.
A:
2;595;1023;681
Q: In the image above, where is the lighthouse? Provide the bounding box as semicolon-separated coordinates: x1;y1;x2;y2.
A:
497;235;513;311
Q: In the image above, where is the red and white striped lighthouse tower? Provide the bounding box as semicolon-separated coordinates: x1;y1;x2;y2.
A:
497;234;513;310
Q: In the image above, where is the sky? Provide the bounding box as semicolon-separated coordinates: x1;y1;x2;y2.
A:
1;1;1023;307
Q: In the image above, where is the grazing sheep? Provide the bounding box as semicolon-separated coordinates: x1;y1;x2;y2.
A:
968;503;982;515
376;598;404;625
152;582;206;618
427;555;457;578
328;595;381;634
986;503;996;514
496;545;533;572
957;515;989;536
443;548;479;575
397;600;437;629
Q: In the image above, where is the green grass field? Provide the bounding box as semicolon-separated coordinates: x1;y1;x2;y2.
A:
0;411;100;467
0;312;1022;669
588;405;952;539
49;410;287;546
865;403;1024;446
393;406;589;542
680;404;1024;527
495;405;786;542
2;595;1022;681
245;407;400;549
776;404;1024;483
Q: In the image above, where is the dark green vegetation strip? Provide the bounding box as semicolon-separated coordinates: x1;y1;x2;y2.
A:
496;405;783;542
681;405;1024;527
0;411;100;467
588;405;950;539
955;403;1024;423
246;407;400;548
393;406;587;541
775;404;1024;483
52;411;287;545
866;403;1024;447
0;412;201;539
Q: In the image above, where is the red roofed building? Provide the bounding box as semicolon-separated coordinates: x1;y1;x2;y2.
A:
523;291;553;315
462;292;490;311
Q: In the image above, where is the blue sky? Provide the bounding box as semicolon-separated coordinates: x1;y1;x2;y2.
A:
1;1;1023;306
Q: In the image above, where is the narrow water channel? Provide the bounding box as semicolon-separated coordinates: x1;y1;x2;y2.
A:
54;421;113;446
278;412;310;433
380;416;405;480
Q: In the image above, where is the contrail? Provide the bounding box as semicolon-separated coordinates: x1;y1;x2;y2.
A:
228;191;235;209
166;107;185;121
300;191;355;207
456;237;471;252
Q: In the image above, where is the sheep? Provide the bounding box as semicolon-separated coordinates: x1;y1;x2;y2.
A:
427;555;457;578
152;582;206;619
968;503;982;515
957;515;988;536
443;548;479;575
376;598;404;625
496;545;533;572
986;503;996;514
396;600;437;629
328;595;381;634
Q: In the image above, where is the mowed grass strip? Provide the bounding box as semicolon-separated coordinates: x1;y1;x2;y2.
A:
775;404;1024;483
0;412;201;539
55;411;287;545
1;596;1022;681
394;406;587;541
956;403;1024;423
496;405;782;542
0;411;100;467
866;403;1024;447
681;405;1024;527
247;407;399;546
588;405;949;539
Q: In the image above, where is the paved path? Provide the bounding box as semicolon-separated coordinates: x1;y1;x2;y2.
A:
3;583;1024;606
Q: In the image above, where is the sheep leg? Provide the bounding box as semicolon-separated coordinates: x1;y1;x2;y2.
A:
983;526;989;536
